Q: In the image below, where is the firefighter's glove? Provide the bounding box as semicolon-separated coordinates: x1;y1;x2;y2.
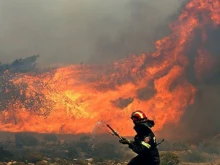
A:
119;137;130;145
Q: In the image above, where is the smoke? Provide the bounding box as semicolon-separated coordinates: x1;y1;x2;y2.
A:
180;28;220;140
158;22;220;141
159;83;220;141
0;0;185;65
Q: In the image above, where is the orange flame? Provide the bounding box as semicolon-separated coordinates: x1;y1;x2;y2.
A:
0;0;219;136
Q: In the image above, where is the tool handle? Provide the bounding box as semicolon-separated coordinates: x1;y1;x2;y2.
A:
106;124;123;140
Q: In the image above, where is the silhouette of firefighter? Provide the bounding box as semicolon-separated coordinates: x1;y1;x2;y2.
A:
119;110;160;165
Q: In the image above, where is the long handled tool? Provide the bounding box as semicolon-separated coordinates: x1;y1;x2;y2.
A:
106;124;123;140
107;124;164;146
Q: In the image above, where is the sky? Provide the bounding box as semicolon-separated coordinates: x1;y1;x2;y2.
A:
0;0;184;65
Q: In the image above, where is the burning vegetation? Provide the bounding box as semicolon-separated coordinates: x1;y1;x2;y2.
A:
0;0;220;140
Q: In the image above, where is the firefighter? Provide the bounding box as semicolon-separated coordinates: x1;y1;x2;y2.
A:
119;110;160;165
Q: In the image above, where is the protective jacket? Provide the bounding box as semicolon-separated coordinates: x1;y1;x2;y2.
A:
128;122;160;165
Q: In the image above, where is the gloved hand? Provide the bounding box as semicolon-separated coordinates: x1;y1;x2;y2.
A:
119;137;130;145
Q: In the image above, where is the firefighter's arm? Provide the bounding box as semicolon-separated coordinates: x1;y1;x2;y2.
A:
128;136;151;154
119;137;131;145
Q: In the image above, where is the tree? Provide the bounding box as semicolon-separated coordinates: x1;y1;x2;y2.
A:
15;133;39;147
75;135;93;157
43;134;58;142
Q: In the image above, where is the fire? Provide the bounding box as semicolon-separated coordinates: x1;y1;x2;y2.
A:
0;0;219;136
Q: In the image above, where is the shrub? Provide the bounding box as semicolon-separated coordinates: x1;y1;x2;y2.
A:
180;151;211;163
172;141;189;151
43;134;58;142
0;147;13;161
92;142;123;162
198;140;220;154
11;163;26;165
158;140;189;151
74;159;87;165
55;159;86;165
15;133;39;147
36;161;49;165
23;152;44;163
66;145;80;159
160;152;180;165
75;135;93;157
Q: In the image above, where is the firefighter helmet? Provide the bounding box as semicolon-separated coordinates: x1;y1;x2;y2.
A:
131;110;147;123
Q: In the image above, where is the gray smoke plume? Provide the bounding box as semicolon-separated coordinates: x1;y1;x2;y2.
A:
158;23;220;141
0;0;185;65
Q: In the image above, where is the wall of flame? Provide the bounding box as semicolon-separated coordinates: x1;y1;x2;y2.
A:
0;0;219;136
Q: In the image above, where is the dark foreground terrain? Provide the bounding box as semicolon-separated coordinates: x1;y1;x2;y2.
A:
0;132;220;165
